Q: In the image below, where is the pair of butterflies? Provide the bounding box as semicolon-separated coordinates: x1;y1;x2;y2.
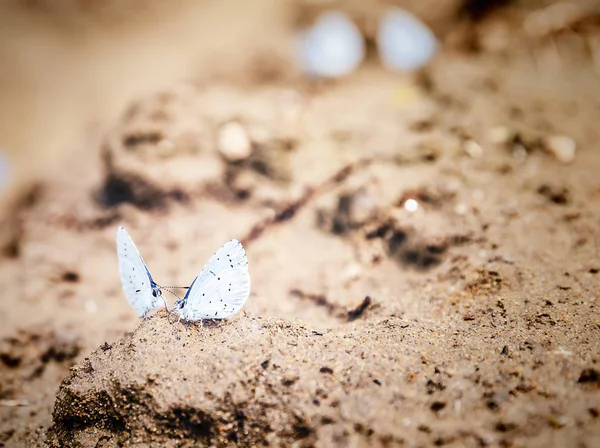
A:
116;226;250;321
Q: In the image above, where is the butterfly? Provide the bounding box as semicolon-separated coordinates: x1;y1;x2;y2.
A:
174;239;250;321
116;226;164;317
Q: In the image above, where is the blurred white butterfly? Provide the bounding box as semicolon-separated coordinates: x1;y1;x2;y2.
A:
116;226;164;317
174;239;250;321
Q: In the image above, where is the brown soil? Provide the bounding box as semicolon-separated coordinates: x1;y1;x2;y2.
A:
1;1;600;447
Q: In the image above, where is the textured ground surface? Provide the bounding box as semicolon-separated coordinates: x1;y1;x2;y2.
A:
1;1;600;447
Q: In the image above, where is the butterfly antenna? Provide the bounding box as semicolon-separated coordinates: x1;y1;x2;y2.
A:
160;287;184;302
155;284;186;324
157;285;186;306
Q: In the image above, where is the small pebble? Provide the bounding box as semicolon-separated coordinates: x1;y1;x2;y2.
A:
548;415;569;428
404;198;419;212
543;135;576;164
513;145;528;163
350;189;376;223
229;170;256;197
553;347;573;356
377;8;438;72
156;139;175;157
463;139;483;158
472;189;485;202
343;263;363;283
297;11;365;78
217;122;252;162
454;203;468;215
487;126;511;144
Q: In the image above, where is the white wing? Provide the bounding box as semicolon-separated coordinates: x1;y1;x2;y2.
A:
179;239;250;320
116;226;161;317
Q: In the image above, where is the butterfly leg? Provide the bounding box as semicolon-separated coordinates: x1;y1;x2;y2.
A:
161;296;176;324
223;319;241;339
167;305;179;325
173;321;180;340
194;319;205;341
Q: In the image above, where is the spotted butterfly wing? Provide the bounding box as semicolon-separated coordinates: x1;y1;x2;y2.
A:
116;226;162;317
177;239;250;320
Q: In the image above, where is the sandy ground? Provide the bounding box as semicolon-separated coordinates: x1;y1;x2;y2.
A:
1;1;600;447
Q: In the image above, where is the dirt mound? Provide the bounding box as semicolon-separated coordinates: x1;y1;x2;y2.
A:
49;313;421;446
48;307;600;447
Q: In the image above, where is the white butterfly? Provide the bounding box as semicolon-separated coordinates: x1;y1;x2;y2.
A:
116;226;164;317
174;239;250;321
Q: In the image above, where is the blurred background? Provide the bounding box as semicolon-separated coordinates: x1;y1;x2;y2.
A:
0;0;291;198
1;0;597;204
